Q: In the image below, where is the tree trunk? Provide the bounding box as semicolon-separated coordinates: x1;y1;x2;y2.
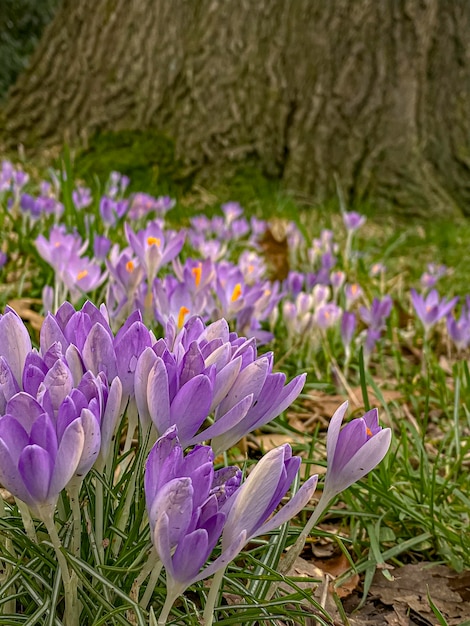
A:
2;0;470;217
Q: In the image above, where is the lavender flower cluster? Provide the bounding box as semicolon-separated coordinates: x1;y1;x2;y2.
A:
3;160;465;365
0;301;390;622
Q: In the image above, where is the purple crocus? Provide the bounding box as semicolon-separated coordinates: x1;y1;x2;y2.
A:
222;444;318;548
341;311;356;353
125;221;185;284
359;295;393;331
72;186;93;210
411;288;458;336
145;427;245;616
343;211;366;231
447;300;470;352
320;401;391;504
134;315;306;452
0;350;112;516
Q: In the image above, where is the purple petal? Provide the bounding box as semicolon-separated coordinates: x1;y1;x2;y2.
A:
29;413;58;456
0;438;34;504
0;415;29;463
41;359;74;410
186;394;253;447
75;409;101;477
40;313;68;354
82;323;117;379
170;375;213;445
325;401;349;465
18;445;53;504
210;356;242;411
49;419;85;496
6;393;45;433
260;474;318;535
217;357;269;416
149;478;193;548
171;529;210;584
147;358;171;435
0;309;32;386
134;348;157;429
100;376;122;463
223;446;287;544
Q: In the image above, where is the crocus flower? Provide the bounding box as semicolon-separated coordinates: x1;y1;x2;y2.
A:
280;401;392;578
72;186;93;210
319;401;391;505
0;351;112;513
135;315;305;452
343;211;366;231
447;301;470;352
411;288;458;336
125;221;185;284
341;311;356;352
222;444;318;548
420;264;447;290
145;427;245;612
359;295;393;331
0;307;32;389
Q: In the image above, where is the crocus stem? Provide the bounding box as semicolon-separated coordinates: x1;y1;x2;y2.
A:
157;588;179;626
67;478;82;558
203;567;226;626
15;499;37;543
0;495;16;615
41;508;79;626
95;476;104;563
111;469;137;558
139;560;163;610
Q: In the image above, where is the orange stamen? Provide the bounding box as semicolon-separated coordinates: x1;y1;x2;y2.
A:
231;283;242;302
192;266;202;287
147;236;161;247
126;260;135;273
77;270;88;281
366;427;373;437
177;306;190;329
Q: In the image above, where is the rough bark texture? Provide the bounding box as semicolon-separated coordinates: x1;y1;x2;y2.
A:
2;0;470;216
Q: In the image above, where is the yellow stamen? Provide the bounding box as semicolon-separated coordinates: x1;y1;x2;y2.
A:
366;427;373;437
126;260;135;273
77;270;88;281
192;266;202;287
264;289;271;297
147;236;161;247
231;283;242;302
177;306;190;329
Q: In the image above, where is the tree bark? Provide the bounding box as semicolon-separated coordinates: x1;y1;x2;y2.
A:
2;0;470;217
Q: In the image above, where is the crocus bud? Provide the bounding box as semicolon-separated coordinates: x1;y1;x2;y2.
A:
320;401;391;505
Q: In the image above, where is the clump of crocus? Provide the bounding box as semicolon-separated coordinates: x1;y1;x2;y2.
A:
145;426;318;626
144;426;245;623
134;315;306;452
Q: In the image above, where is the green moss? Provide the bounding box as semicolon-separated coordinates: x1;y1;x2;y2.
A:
73;129;193;197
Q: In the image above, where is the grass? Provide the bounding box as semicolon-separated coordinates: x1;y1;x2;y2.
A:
0;151;469;625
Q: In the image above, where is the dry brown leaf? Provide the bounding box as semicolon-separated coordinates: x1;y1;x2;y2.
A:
314;552;360;598
8;298;44;333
